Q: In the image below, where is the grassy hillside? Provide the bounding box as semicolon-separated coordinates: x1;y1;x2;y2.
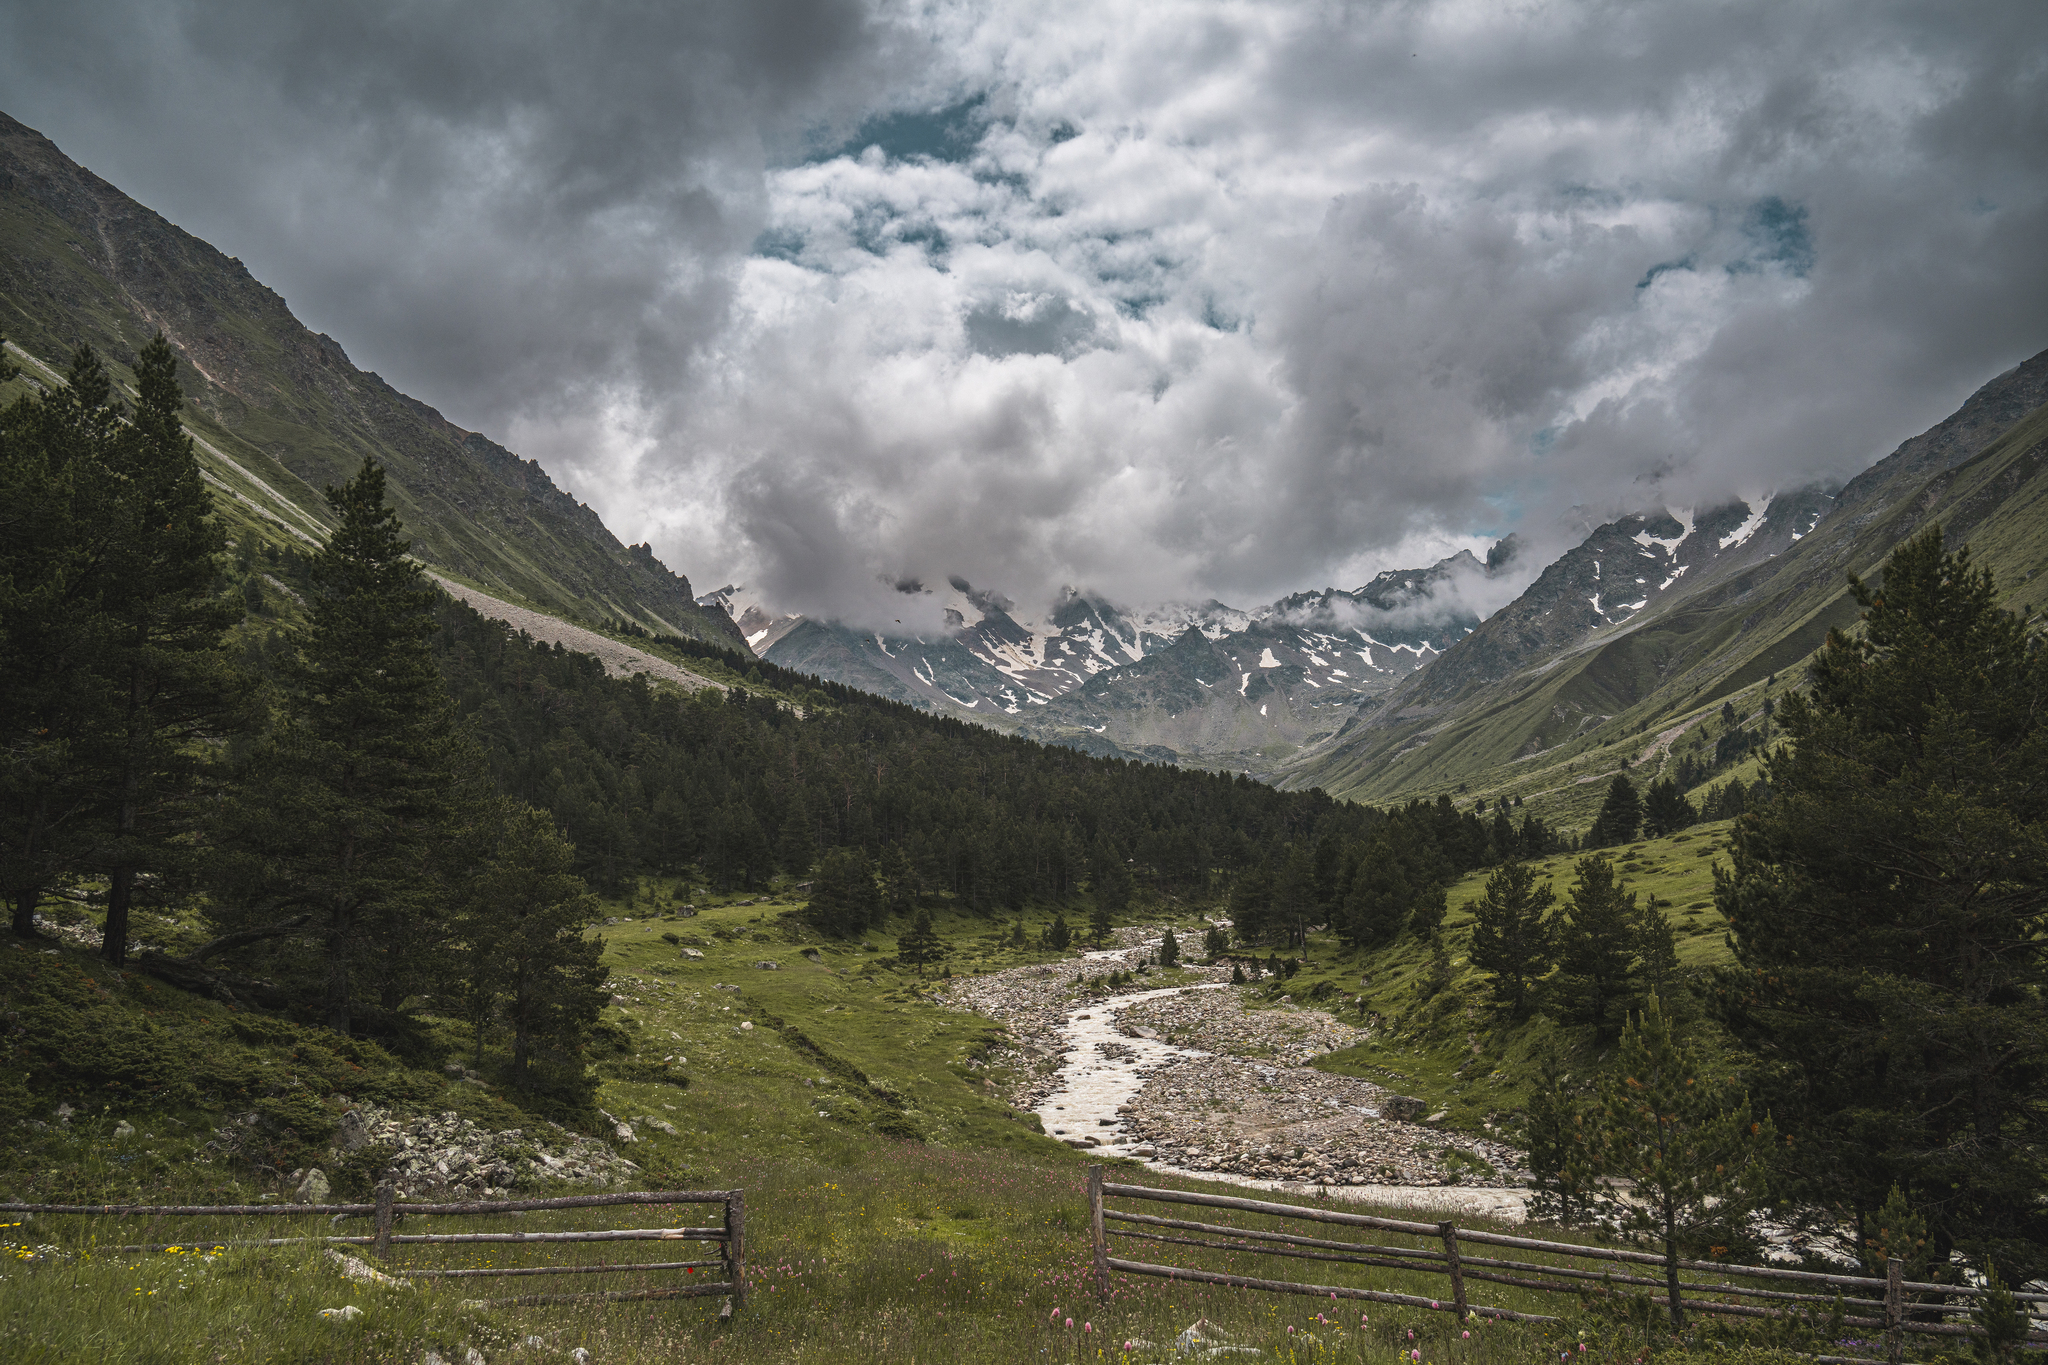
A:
0;110;741;646
1227;821;1745;1135
1295;390;2048;828
10;883;1734;1365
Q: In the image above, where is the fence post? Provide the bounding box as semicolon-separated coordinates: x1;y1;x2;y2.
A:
1884;1257;1903;1365
1088;1166;1111;1300
722;1190;747;1317
1437;1221;1469;1320
372;1181;394;1263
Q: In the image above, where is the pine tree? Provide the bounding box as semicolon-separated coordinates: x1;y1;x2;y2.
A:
896;907;945;976
805;846;879;937
1641;777;1695;838
209;457;471;1033
1045;910;1072;951
1;343;123;939
1088;836;1132;913
1545;854;1644;1040
1270;843;1317;946
1586;774;1642;847
1715;527;2048;1269
1467;861;1557;1017
1586;994;1776;1325
1226;855;1273;945
1159;927;1180;967
1522;1053;1599;1225
1088;899;1112;946
454;804;607;1103
91;335;248;966
1339;831;1409;948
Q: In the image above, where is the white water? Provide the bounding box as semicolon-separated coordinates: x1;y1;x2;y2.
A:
1032;954;1531;1221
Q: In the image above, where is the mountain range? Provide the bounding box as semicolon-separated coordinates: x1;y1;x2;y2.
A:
5;105;2044;821
698;551;1501;768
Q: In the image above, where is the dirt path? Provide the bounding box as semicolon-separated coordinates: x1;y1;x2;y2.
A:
431;574;726;693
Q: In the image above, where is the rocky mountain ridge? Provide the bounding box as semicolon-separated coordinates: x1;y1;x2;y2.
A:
0;109;741;645
701;549;1504;769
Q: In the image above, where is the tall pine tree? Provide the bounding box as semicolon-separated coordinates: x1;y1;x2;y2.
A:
212;457;470;1033
1467;861;1556;1018
92;335;246;966
1;343;122;940
1715;527;2048;1275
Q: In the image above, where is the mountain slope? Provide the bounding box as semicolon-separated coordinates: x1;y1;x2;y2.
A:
0;110;741;645
1288;347;2048;803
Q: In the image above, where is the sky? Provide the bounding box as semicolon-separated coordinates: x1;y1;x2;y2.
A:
4;0;2045;632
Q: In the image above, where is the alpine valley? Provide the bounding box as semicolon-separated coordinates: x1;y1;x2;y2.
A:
4;104;2046;817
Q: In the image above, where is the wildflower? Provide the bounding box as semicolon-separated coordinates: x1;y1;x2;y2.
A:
1412;1352;1421;1362
1463;1331;1471;1339
1085;1323;1093;1333
1066;1318;1074;1329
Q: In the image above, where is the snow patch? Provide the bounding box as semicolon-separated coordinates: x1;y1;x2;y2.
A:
1259;703;1267;716
1258;648;1281;669
1632;508;1693;558
1658;565;1689;591
1719;499;1770;550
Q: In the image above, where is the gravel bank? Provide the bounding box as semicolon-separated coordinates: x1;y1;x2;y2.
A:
432;575;726;692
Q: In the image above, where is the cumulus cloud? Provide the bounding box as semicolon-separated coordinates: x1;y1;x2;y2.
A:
4;0;2044;630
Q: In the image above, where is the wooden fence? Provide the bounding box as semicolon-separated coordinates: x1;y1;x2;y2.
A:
1086;1170;2048;1364
0;1185;745;1313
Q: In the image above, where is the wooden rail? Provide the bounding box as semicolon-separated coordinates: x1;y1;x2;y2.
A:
2;1186;746;1314
1088;1170;2048;1363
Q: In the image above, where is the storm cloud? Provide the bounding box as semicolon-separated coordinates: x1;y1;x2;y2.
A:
5;0;2044;629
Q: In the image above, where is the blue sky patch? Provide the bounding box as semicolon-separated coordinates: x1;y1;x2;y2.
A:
812;94;991;165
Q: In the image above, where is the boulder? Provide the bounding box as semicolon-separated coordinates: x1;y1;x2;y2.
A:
295;1168;332;1204
1382;1095;1428;1122
754;961;781;971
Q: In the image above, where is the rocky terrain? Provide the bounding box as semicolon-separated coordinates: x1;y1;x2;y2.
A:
202;1102;650;1202
942;933;1528;1197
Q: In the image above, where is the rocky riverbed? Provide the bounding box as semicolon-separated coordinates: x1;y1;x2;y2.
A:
940;931;1532;1217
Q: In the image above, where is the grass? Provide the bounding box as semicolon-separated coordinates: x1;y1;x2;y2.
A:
4;876;1822;1362
1218;822;1743;1136
2;1134;1830;1364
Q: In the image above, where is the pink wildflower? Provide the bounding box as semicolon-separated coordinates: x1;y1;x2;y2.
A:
1066;1318;1074;1329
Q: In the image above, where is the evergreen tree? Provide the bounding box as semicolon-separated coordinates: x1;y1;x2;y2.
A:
775;808;815;876
454;804;607;1104
1585;774;1642;847
1522;1053;1599;1225
1270;842;1317;946
91;335;247;966
1641;777;1695;838
1545;854;1644;1040
1044;910;1072;951
1715;528;2048;1272
210;458;470;1033
0;343;122;939
896;907;945;976
1159;926;1180;967
1467;861;1556;1017
1227;855;1274;945
1202;925;1228;959
1338;831;1409;948
1408;883;1448;938
877;842;918;915
1088;899;1112;946
1087;836;1132;913
805;846;879;937
1586;994;1777;1325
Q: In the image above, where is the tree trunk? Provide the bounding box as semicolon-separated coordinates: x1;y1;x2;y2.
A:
9;888;38;939
103;868;132;967
324;904;354;1034
102;662;146;968
1664;1200;1685;1327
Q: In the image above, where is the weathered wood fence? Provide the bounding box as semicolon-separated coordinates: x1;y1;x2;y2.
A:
0;1186;746;1313
1086;1170;2047;1364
